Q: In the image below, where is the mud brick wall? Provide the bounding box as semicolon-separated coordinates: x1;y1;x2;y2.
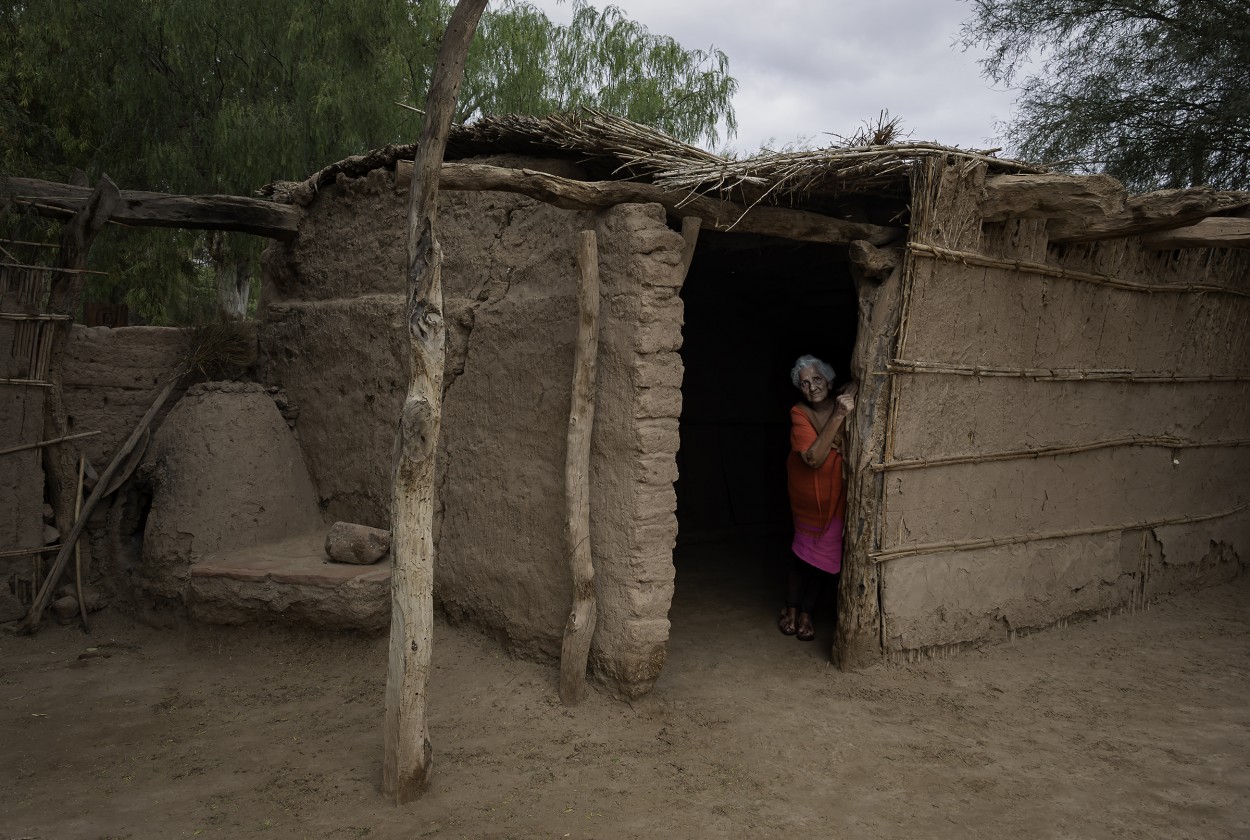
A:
61;326;192;466
258;157;683;697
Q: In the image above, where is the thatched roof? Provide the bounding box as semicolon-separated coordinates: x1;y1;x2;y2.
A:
266;109;1044;211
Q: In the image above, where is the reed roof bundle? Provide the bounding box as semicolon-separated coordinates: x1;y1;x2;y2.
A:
266;109;1043;210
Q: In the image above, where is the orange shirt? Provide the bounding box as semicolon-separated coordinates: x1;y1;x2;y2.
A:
787;405;846;535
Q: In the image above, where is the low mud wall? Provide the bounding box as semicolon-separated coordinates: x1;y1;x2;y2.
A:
61;326;191;466
259;157;683;697
2;324;190;598
875;160;1250;656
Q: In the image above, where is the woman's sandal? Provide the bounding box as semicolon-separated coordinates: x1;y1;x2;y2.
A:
778;607;798;636
796;613;816;642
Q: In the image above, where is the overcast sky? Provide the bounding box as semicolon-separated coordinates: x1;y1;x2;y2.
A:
525;0;1020;156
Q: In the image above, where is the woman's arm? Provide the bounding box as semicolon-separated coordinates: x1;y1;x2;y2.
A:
800;389;857;469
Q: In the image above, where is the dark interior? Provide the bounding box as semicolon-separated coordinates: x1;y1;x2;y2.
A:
675;236;858;543
669;234;859;645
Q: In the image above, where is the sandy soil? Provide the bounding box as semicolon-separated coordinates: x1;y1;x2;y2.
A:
3;542;1249;839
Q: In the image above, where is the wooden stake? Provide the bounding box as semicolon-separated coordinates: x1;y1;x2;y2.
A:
41;176;121;606
73;454;89;631
873;434;1250;472
908;242;1250;298
0;430;102;458
383;0;488;805
869;499;1250;563
559;229;602;706
19;372;182;634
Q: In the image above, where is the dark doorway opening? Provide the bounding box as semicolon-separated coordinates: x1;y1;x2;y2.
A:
670;235;859;652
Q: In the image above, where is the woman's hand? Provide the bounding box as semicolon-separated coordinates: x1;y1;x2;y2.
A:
835;381;858;415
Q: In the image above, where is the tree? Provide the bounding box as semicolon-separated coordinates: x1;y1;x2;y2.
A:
0;0;736;322
959;0;1250;191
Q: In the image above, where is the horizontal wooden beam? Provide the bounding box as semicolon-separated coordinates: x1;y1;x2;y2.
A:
1139;217;1250;250
0;176;302;240
395;160;904;246
980;173;1125;223
980;174;1250;244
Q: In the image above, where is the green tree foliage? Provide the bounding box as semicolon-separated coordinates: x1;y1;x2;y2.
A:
0;0;736;322
959;0;1250;191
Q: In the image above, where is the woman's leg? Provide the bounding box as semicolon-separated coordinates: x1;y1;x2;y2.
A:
779;553;807;635
795;560;831;641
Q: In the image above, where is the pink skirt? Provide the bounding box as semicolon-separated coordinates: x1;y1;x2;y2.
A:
792;517;843;574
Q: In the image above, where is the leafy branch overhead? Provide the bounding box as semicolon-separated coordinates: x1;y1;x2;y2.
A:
0;0;737;323
960;0;1250;191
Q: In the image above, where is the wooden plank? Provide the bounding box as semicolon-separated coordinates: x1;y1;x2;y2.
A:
558;229;601;706
1;176;302;240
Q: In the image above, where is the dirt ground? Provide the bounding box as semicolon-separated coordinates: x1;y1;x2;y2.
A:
3;540;1249;839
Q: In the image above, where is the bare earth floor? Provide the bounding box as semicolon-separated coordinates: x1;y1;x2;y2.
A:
3;543;1249;839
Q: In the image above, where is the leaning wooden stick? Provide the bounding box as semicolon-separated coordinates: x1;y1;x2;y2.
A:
18;372;182;634
0;430;102;458
73;454;89;631
559;229;602;706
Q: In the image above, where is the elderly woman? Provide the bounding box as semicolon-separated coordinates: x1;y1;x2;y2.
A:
779;354;856;642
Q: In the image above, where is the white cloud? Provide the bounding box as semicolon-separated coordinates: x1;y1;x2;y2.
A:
520;0;1018;154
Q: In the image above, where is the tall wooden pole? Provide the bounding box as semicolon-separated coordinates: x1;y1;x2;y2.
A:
383;0;488;805
559;230;602;705
42;176;120;600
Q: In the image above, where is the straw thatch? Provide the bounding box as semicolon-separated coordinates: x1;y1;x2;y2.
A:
264;109;1044;211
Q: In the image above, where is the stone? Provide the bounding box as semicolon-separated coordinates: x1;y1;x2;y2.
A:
52;595;79;621
0;591;25;623
42;503;54;523
324;522;391;565
43;524;60;544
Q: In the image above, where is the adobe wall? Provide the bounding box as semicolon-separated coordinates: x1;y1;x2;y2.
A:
876;159;1250;655
1;323;189;608
61;326;191;466
258;157;683;697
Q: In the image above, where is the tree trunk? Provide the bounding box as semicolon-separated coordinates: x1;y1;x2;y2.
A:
559;230;602;706
208;232;254;321
383;0;488;805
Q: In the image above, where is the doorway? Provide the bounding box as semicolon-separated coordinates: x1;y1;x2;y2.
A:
669;234;859;651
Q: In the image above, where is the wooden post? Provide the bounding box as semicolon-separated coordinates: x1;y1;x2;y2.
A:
383;0;488;805
835;255;906;668
559;229;602;705
41;176;120;601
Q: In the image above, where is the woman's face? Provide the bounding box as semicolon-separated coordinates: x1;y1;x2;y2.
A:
797;366;830;404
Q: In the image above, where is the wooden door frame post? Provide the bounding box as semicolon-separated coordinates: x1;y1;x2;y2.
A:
383;0;488;805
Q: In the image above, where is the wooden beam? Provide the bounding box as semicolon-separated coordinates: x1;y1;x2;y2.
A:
395;160;903;246
980;173;1250;244
0;176;302;240
980;173;1125;222
558;229;601;706
1140;217;1250;250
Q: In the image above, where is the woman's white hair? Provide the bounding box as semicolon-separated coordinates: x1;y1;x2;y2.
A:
790;355;836;389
